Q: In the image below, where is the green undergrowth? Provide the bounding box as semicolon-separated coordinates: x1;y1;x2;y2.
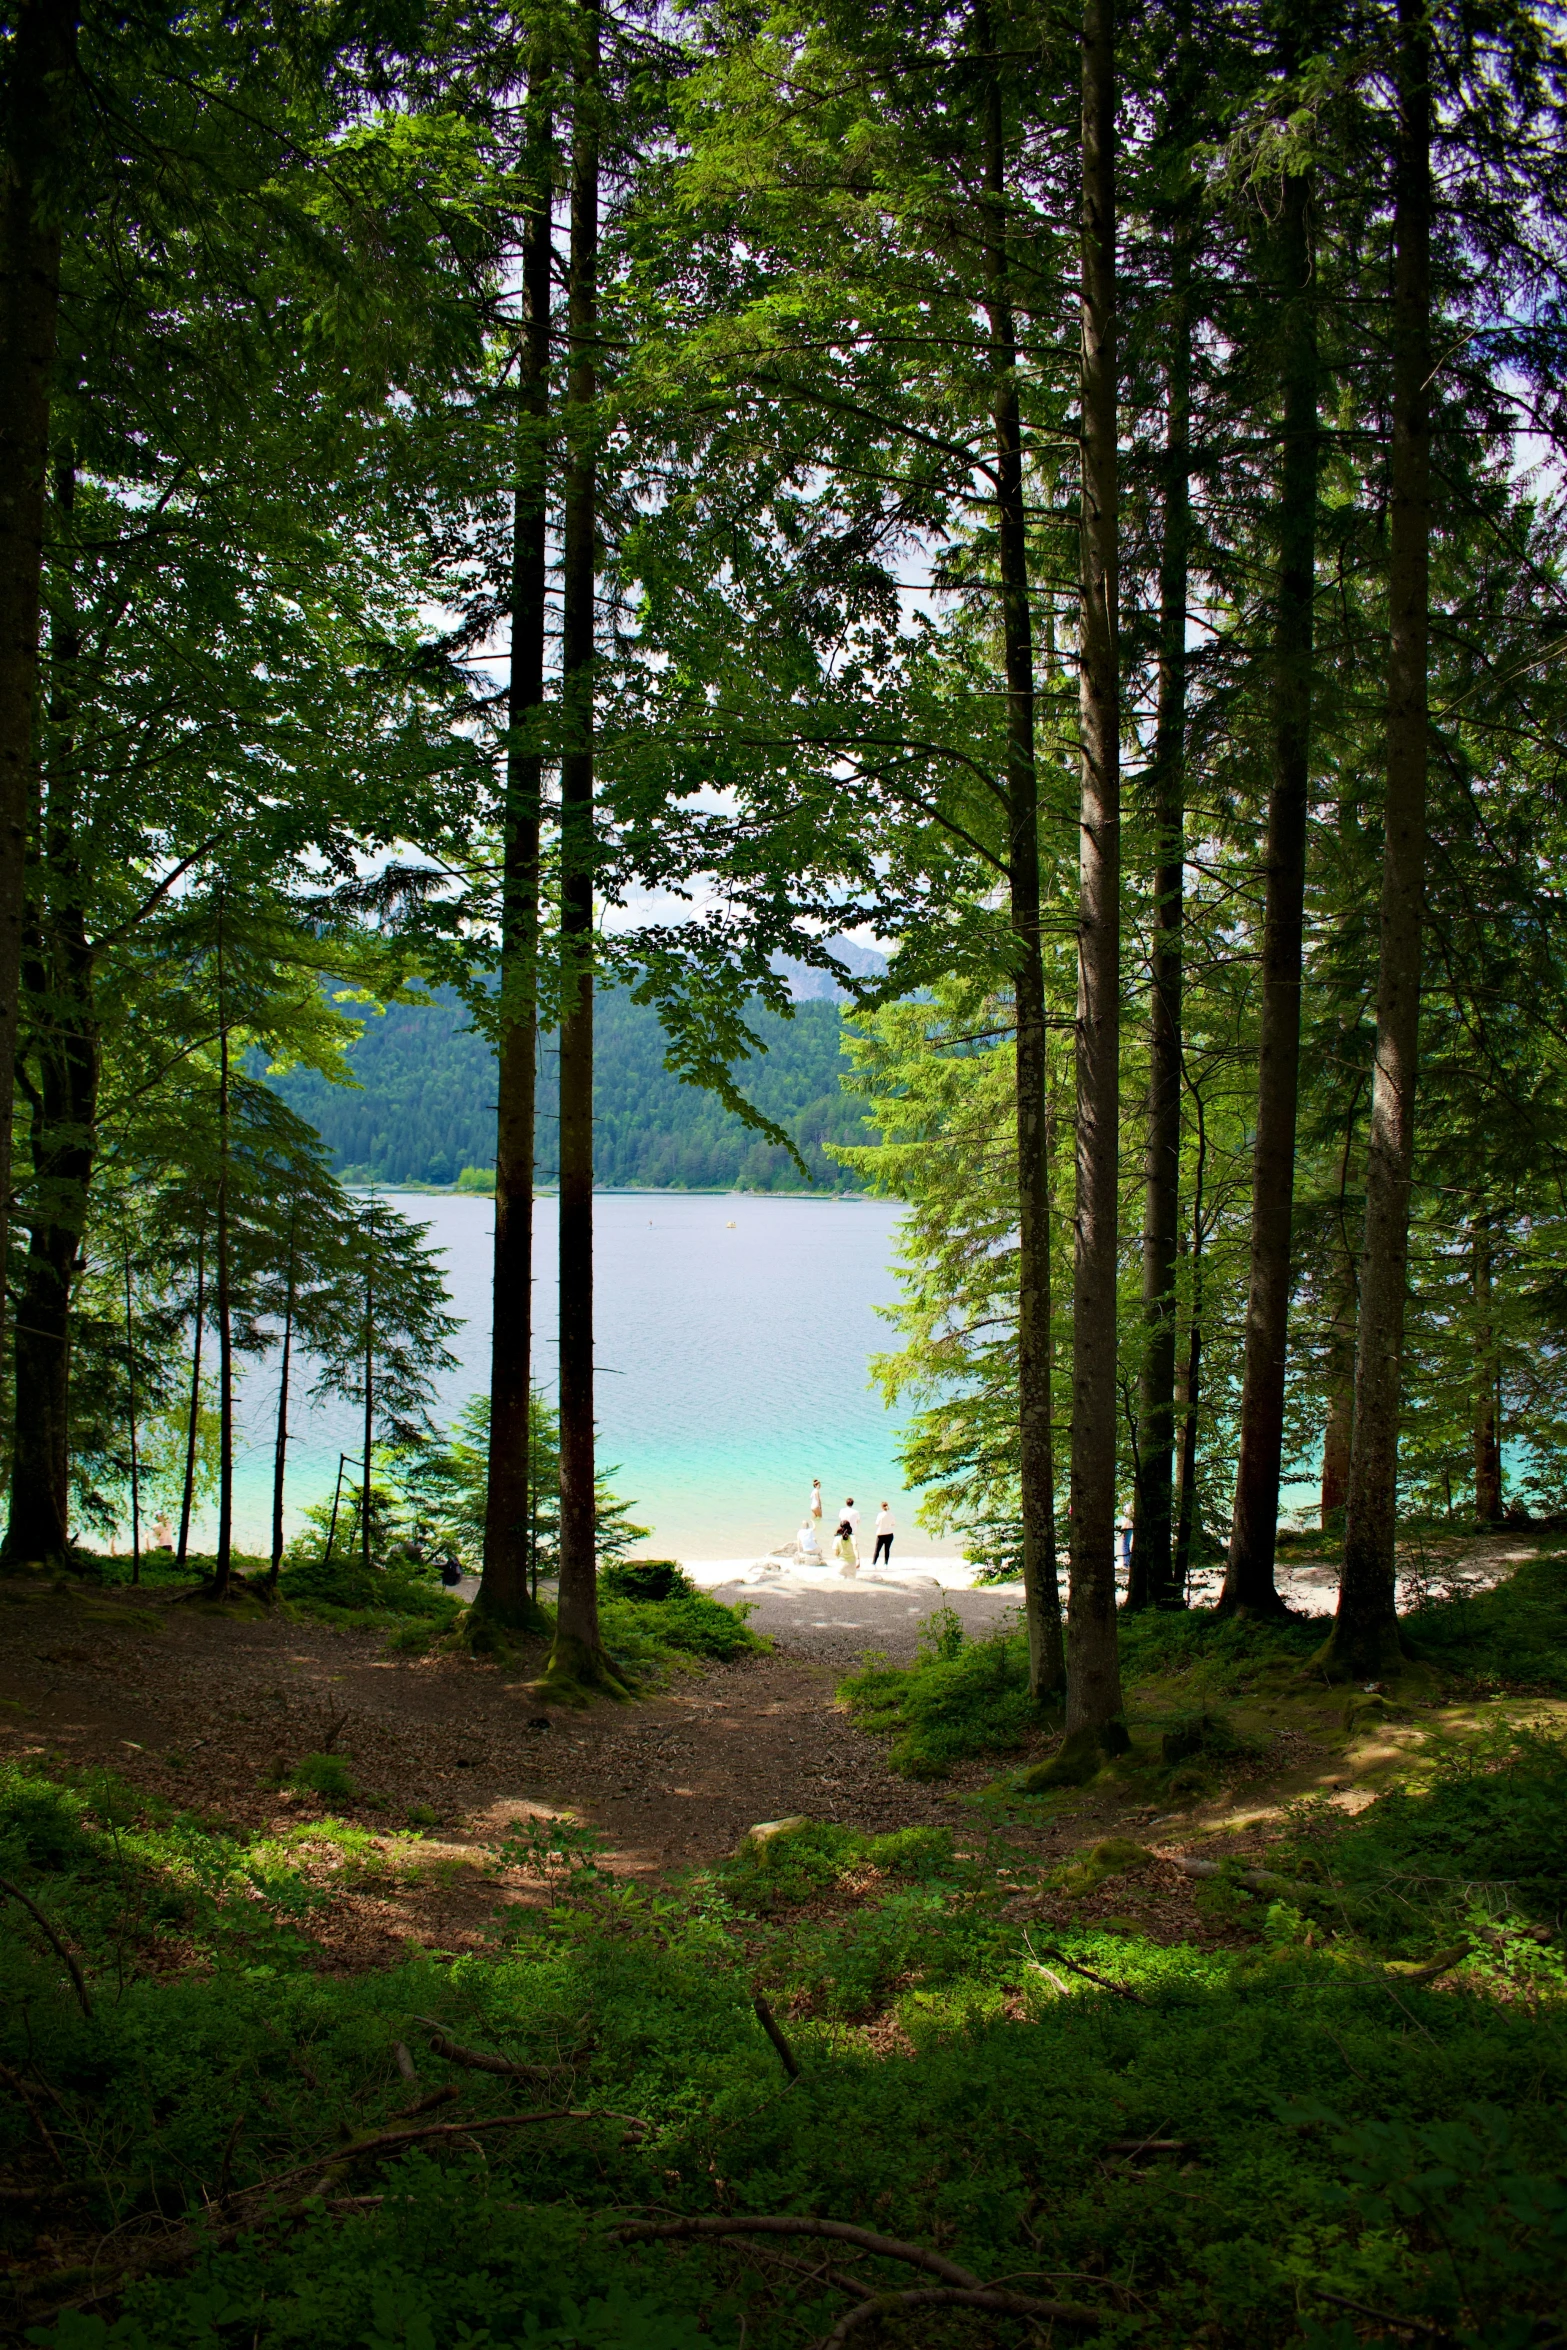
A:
596;1585;765;1668
277;1553;463;1630
1280;1720;1567;1973
3;1739;1567;2346
1397;1546;1567;1693
445;1575;764;1679
839;1555;1567;1784
837;1606;1041;1776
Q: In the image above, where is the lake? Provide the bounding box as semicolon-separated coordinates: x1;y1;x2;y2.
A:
223;1191;941;1560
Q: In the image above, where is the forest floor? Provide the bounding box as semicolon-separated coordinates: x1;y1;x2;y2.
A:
4;1530;1567;2347
0;1527;1554;1970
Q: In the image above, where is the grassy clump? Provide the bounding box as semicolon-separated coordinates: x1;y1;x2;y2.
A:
718;1817;959;1911
278;1551;462;1628
838;1607;1039;1777
1115;1603;1325;1692
597;1583;766;1668
5;1748;1567;2348
600;1557;689;1603
1400;1547;1567;1692
1284;1721;1567;1969
286;1752;358;1801
840;1558;1567;1786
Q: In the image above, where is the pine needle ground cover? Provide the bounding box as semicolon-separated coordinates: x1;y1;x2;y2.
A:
4;1707;1567;2350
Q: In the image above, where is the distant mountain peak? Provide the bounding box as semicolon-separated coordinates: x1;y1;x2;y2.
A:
772;935;888;1003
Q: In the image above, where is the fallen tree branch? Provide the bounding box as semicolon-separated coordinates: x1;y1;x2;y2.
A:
1314;2286;1446;2337
752;1996;800;2081
1103;2138;1196;2157
0;1877;93;2017
22;2110;647;2327
0;2178;92;2207
610;2212;1101;2325
1385;1945;1469;1986
1160;1854;1294;1896
415;2020;573;2084
392;2084;461;2121
817;2283;1106;2345
1025;1934;1149;2006
0;2057;69;2173
611;2214;983;2288
236;2108;641;2204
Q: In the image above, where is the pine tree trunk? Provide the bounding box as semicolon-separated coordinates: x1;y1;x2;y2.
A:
1325;0;1430;1679
214;1006;233;1597
6;459;91;1569
270;1226;294;1584
549;0;621;1697
1471;1218;1501;1522
0;0;78;1374
481;57;552;1632
1065;0;1124;1742
176;1227;204;1570
1172;1114;1207;1595
362;1268;374;1577
123;1234;141;1582
1128;181;1192;1615
1222;151;1318;1616
1319;1358;1352;1525
979;3;1062;1698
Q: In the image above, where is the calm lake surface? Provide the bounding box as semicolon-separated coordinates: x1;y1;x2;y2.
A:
224;1192;937;1559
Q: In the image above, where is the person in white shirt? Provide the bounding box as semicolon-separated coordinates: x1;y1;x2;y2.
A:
872;1504;894;1568
835;1498;860;1574
798;1518;822;1563
810;1479;824;1532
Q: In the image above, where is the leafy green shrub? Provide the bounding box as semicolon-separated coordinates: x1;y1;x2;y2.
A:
600;1557;691;1603
598;1588;764;1666
492;1813;607;1885
1161;1709;1245;1765
1115;1604;1324;1691
278;1552;460;1625
838;1619;1039;1777
289;1753;358;1801
720;1818;958;1910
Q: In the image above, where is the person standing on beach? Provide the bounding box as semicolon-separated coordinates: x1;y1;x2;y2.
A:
872;1503;894;1568
835;1497;860;1574
810;1479;824;1537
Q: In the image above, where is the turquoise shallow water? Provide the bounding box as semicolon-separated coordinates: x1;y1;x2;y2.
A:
219;1191;935;1559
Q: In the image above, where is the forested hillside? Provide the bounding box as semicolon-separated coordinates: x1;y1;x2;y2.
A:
267;988;874;1191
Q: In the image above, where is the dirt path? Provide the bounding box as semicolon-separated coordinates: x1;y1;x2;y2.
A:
0;1575;1002;1964
1;1535;1550;1968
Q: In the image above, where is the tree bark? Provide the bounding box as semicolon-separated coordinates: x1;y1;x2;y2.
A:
481;55;553;1632
548;0;621;1696
1222;145;1318;1615
0;0;78;1375
1319;1321;1353;1525
6;455;91;1568
123;1233;140;1582
978;4;1062;1698
1471;1218;1501;1522
270;1218;295;1583
213;994;233;1597
362;1261;374;1577
176;1224;204;1569
1065;0;1124;1741
1128;170;1192;1615
1172;1101;1207;1596
1325;0;1431;1678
